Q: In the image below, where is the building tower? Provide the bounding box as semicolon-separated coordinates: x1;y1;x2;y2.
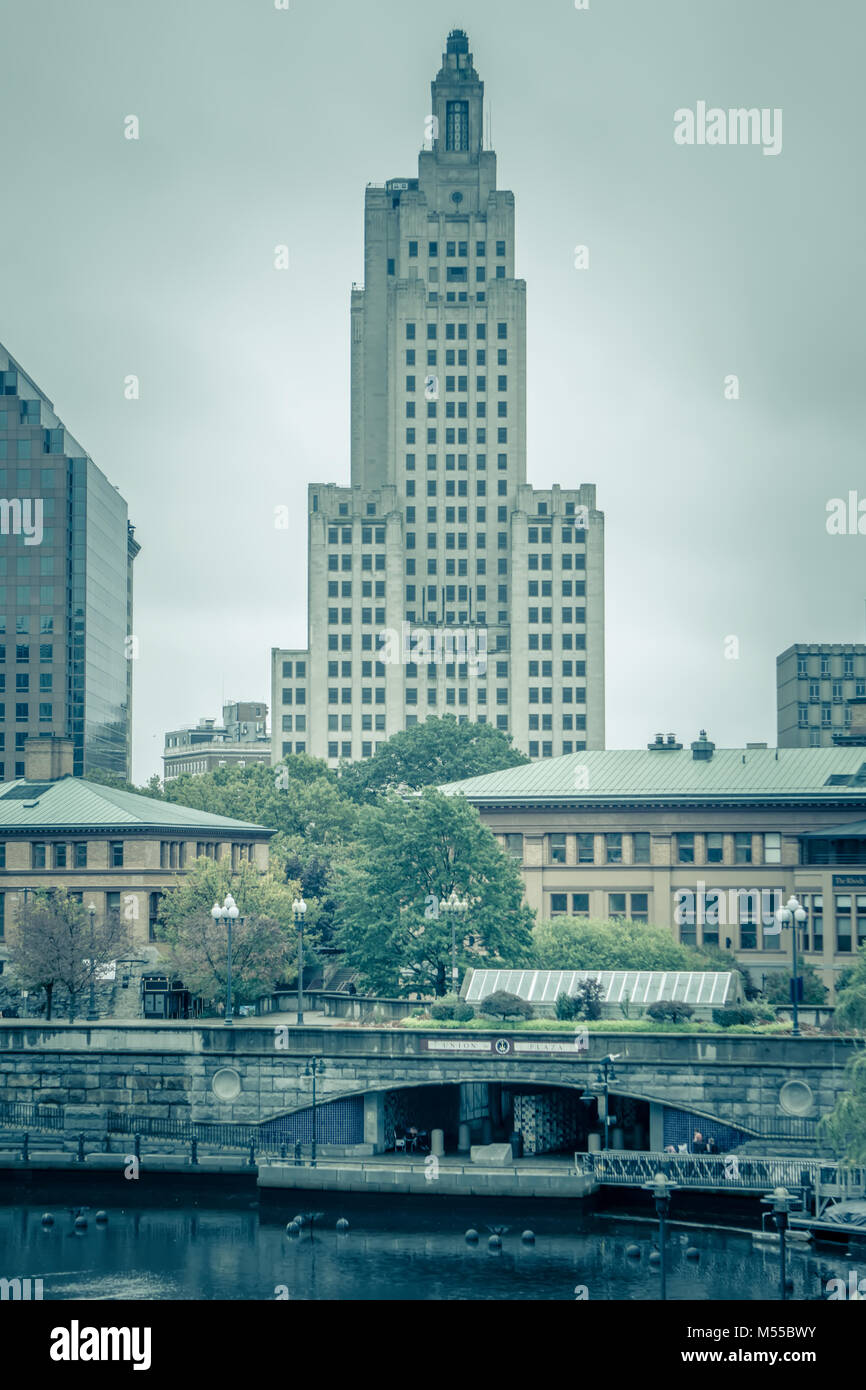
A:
272;31;605;765
0;343;139;780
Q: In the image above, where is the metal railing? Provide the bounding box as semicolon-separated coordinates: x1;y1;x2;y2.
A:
752;1115;819;1141
0;1102;64;1132
106;1111;258;1150
575;1150;828;1192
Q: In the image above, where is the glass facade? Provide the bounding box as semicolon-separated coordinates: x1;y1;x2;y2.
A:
0;348;137;780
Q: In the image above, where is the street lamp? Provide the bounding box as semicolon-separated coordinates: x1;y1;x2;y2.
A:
211;894;239;1026
761;1186;795;1300
775;895;807;1037
292;897;307;1025
440;890;468;997
582;1054;619;1151
642;1171;678;1301
305;1057;322;1167
87;902;98;1021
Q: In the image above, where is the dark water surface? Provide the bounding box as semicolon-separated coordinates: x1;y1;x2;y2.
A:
0;1176;859;1301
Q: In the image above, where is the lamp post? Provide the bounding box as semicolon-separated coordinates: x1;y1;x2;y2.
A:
306;1057;322;1166
211;894;239;1026
441;890;468;997
292;897;307;1025
582;1054;619;1151
86;902;98;1021
775;895;807;1037
761;1186;795;1300
642;1172;677;1301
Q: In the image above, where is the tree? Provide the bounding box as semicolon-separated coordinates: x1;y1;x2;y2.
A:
821;1048;866;1161
164;758;359;953
761;962;828;1006
479;990;532;1020
83;768;164;798
6;889;131;1022
332;788;535;996
155;858;302;1006
835;949;866;1030
338;716;528;802
532;917;729;973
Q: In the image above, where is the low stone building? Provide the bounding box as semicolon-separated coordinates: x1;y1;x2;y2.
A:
442;733;866;997
0;738;274;981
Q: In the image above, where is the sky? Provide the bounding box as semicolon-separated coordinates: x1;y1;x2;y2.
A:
1;0;863;780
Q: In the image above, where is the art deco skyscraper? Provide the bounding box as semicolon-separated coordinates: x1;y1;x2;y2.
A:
272;30;604;764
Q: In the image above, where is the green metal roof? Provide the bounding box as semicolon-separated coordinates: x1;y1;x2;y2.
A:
0;778;272;835
440;747;866;805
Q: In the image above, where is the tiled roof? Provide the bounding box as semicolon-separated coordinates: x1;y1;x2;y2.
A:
441;747;866;804
0;778;272;834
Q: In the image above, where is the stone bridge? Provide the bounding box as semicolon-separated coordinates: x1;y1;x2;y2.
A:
0;1023;856;1153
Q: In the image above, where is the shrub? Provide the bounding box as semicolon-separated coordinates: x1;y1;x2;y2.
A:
574;978;604;1021
646;1000;695;1023
555;991;578;1020
713;1002;775;1027
480;990;533;1020
430;998;456;1020
453;1001;475;1021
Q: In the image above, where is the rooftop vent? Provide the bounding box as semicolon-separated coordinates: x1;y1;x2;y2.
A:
691;730;716;761
648;732;683;752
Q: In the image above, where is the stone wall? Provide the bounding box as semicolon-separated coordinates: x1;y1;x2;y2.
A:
0;1024;856;1147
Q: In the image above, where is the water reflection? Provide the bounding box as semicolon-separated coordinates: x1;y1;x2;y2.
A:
0;1185;859;1301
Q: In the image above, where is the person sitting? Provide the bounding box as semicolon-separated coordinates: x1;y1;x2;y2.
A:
407;1125;420;1152
692;1131;706;1153
705;1134;718;1154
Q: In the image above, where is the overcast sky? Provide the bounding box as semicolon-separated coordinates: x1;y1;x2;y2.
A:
1;0;862;780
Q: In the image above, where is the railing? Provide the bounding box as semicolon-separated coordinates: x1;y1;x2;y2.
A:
752;1115;819;1141
0;1102;64;1132
106;1111;258;1150
575;1151;827;1192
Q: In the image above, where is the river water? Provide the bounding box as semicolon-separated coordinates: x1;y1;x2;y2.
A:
0;1177;859;1300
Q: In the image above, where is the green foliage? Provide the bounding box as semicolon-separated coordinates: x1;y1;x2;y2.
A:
332;788;534;996
155;858;302;1004
337;716;528;803
575;978;604;1020
533;917;729;973
646;1000;695;1023
555;991;578;1020
835;949;866;1030
83;768;164;798
430;996;475;1021
712;1002;776;1027
480;990;533;1020
820;1048;866;1161
761;963;828;1006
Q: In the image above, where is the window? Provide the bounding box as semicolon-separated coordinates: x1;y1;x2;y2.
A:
763;833;781;864
503;833;523;860
549;833;566;864
629;893;649;925
734;832;752;865
633;832;650;864
577;833;594;864
74;842;87;868
608;893;627;919
706;832;723;864
110;841;124;868
55;843;67;868
550;893;568;915
677;833;695;864
32;842;46;869
571;893;589;917
605;833;622;864
835;895;853;952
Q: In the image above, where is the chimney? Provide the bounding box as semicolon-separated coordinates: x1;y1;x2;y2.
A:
690;729;716;761
648;731;683;751
23;735;75;782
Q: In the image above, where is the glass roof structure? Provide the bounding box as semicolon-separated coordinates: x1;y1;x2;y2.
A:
463;969;737;1007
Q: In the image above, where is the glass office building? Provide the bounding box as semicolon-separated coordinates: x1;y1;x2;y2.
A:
0;344;139;780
